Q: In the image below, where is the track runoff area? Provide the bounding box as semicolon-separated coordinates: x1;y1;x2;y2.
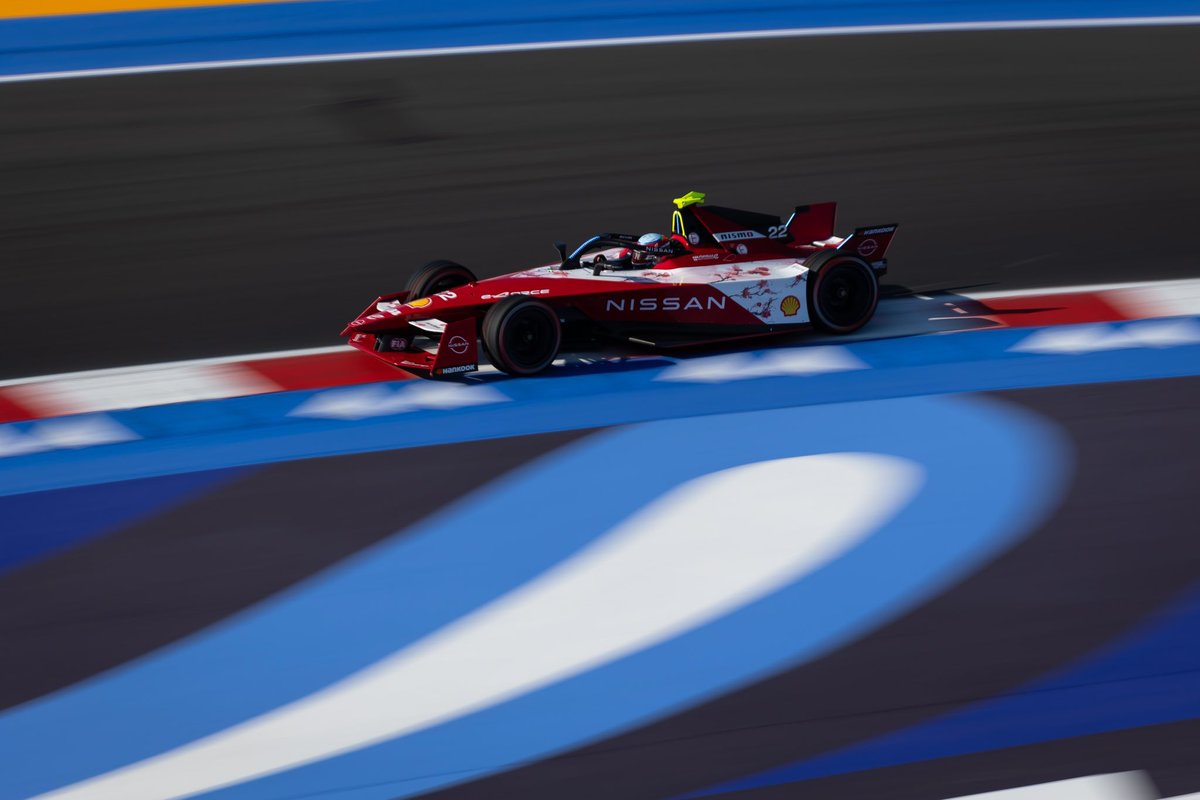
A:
3;12;1200;800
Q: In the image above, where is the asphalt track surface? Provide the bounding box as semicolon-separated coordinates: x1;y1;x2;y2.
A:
3;25;1200;378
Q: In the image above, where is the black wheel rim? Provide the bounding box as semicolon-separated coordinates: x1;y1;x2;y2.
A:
817;263;875;329
503;307;557;371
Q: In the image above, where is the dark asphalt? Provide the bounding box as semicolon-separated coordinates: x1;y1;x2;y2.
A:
2;25;1199;378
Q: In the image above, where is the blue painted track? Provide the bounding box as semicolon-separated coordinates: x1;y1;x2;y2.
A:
2;0;1198;78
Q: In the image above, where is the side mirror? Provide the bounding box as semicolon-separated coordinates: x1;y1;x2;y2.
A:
553;241;568;266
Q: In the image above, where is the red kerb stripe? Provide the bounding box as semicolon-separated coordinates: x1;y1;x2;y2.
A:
248;351;412;392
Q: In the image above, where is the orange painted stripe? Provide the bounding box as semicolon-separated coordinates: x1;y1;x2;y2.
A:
0;0;305;19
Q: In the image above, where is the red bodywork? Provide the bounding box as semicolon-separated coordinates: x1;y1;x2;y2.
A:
342;200;897;376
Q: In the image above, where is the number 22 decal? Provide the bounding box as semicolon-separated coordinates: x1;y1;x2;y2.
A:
767;225;789;239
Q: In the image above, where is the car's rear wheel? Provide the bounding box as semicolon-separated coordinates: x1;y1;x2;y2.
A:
482;297;561;376
804;250;879;334
405;260;476;301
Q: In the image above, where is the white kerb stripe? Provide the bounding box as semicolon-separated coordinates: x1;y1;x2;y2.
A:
962;277;1200;301
7;364;279;416
1107;281;1200;319
944;772;1158;800
33;452;923;800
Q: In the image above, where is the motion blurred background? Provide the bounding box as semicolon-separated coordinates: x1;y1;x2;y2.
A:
1;3;1199;800
5;4;1200;375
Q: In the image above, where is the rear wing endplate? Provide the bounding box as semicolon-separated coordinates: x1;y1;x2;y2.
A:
838;224;898;263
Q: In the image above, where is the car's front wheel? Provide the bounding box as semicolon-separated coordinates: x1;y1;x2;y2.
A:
804;250;879;334
482;297;561;376
405;260;476;301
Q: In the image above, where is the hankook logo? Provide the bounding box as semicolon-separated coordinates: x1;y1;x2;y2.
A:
439;363;477;374
605;296;727;312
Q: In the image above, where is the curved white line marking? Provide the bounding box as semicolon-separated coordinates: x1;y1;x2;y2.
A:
35;452;923;800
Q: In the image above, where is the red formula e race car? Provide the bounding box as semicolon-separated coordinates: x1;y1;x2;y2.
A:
342;192;897;376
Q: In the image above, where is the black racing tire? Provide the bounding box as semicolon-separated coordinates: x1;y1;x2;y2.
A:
482;296;562;376
404;260;476;301
804;250;880;334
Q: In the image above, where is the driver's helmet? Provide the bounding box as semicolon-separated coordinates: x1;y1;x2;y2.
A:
632;232;667;265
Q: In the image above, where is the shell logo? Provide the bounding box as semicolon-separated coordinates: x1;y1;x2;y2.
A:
406;297;433;309
781;295;801;317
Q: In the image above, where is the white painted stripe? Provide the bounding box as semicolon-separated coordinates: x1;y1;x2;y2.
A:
1008;318;1200;354
2;16;1198;84
288;381;509;420
7;364;279;415
32;452;923;800
656;346;866;382
963;278;1200;301
944;771;1158;800
0;416;139;458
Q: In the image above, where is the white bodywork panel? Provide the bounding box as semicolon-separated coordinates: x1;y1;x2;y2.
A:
512;254;814;325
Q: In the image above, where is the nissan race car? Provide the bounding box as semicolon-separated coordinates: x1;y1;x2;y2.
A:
342;192;897;376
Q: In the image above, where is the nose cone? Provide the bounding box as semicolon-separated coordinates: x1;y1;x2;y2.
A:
342;299;410;336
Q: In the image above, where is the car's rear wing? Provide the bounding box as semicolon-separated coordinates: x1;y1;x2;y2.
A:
785;202;837;244
837;224;899;264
